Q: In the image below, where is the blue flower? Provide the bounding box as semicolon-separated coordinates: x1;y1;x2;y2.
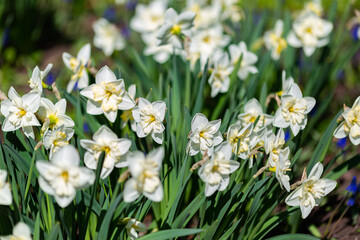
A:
336;137;347;150
45;72;55;85
351;25;360;41
103;7;116;22
83;123;90;134
346;177;358;194
347;195;356;207
284;129;291;143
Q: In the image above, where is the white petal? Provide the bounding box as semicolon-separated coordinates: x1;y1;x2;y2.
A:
205;183;219;197
219;176;230;191
51;145;80;166
308;162;323;180
153;101;166;121
123;178;141;202
144;184;163;202
96;66;117;84
151;131;163;144
333;122;347;139
300;204;313;219
55;191;76;208
77;43;91;64
93;125;118;141
273;108;289;128
86;100;102;115
323;179;337;195
285;187;301;206
191;113;209;132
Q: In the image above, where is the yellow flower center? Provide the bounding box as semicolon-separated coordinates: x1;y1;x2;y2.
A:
104;146;111;154
305;27;313;34
16;109;26;117
49;114;59;129
61;171;69;182
250;116;257;122
171;24;181;35
145;115;156;124
288;106;294;112
203;36;211;43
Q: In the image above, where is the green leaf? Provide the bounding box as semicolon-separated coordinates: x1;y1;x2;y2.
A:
192;61;209;115
137;229;203;240
267;234;319;240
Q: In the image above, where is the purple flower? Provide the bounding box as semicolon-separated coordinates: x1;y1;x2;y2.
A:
125;0;137;11
83;123;90;133
347;196;355;206
103;7;116;22
351;25;360;41
45;72;55;85
346;177;358;194
336;137;347;150
284;129;291;143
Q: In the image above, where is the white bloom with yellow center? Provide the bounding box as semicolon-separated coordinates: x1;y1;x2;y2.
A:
37;98;74;133
130;0;167;33
220;0;244;23
186;1;220;29
62;43;91;93
285;162;337;218
287;13;333;56
264;19;287;60
124;218;147;240
0;170;12;206
0;222;31;240
93;18;125;56
43;126;75;158
265;129;288;167
300;0;323;17
334;96;360;145
124;147;164;202
80;66;135;123
157;8;196;48
226;123;257;162
80;125;131;179
132;98;166;144
187;113;223;156
274;83;315;136
229;41;258;80
270;149;291;192
208;51;233;98
198;142;239;197
36;145;95;208
120;84;137;132
237;98;273;132
29;63;53;94
0;87;40;139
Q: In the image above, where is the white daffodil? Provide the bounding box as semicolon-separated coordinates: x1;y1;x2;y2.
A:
189;25;231;68
37;98;74;133
80;125;131;179
301;0;323;17
0;87;40;139
132;98;166;144
43;126;74;158
187;113;223;156
36;145;95;208
226;123;257;161
220;0;244;23
130;0;167;33
264;19;287;60
208;51;233;98
157;8;196;48
270;149;291;192
123;147;164;202
265;129;288;168
120;84;137;132
281;70;295;94
333;96;360;145
186;2;220;29
93;18;125;56
29;63;53;94
229;41;258;80
237;98;273;132
198;142;239;197
80;66;135;123
0;222;31;240
285;162;337;219
124;218;147;240
287;13;333;56
62;43;91;93
0;170;12;205
273;83;316;136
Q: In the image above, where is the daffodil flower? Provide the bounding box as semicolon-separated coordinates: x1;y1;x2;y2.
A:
273;83;316;136
334;96;360;145
187;113;223;156
208;51;233;97
43;126;74;158
287;13;333;57
36;145;95;208
157;8;196;48
80;66;135;123
122;218;147;240
0;87;41;138
0;170;12;205
29;63;53;94
270;150;291;192
237;98;273;132
264;19;287;60
0;222;31;240
80;125;131;179
198;142;240;197
123;147;164;202
285;162;337;218
186;1;221;30
229;41;258;80
93;18;125;56
130;0;166;33
132;98;166;144
120;84;137;132
141;32;179;63
62;43;91;93
37;98;74;133
265;129;289;167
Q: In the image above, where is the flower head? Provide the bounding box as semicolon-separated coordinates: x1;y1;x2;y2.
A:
0;169;12;205
270;150;291;192
0;87;41;138
123;218;147;240
264;19;287;60
132;98;166;144
187;113;223;156
208;51;233;97
0;222;31;240
285;162;337;218
124;147;164;202
198;142;239;197
62;43;91;92
36;145;95;208
29;63;53;94
265;129;288;167
43;126;74;158
226;123;257;160
80;125;131;179
80;66;135;123
229;41;258;80
273;83;316;136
